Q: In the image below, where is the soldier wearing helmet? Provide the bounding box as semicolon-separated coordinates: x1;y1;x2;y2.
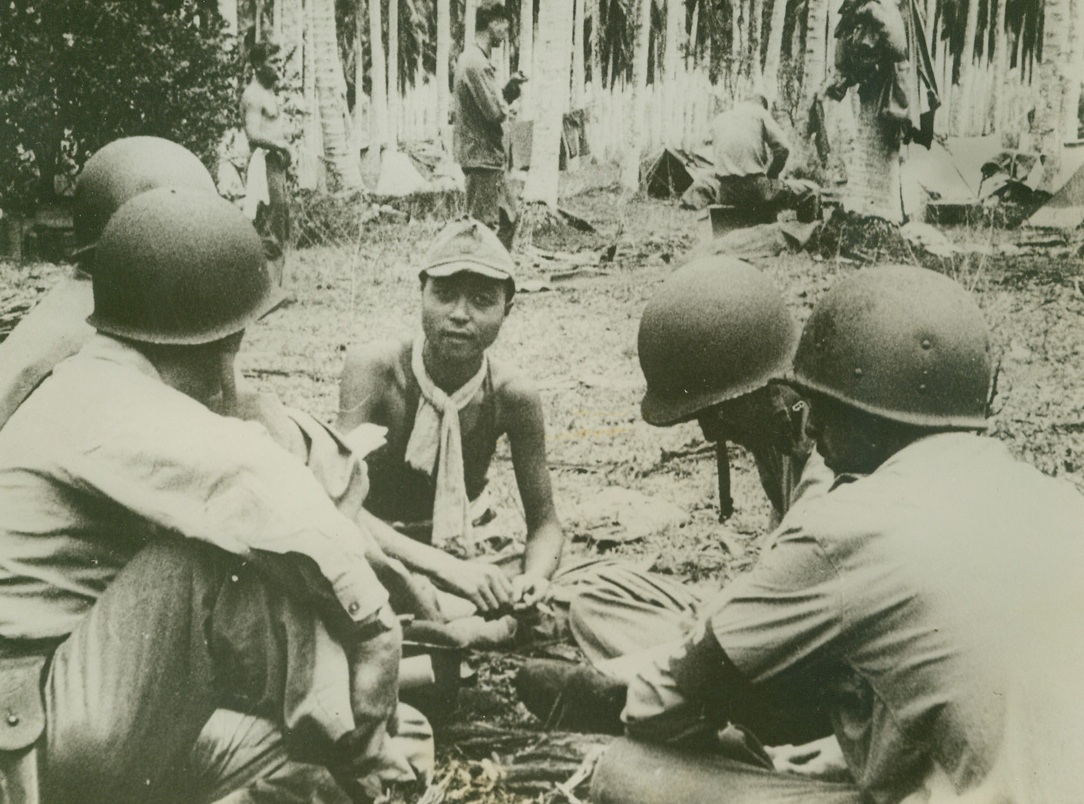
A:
337;218;565;643
514;256;835;728
0;188;425;801
638;254;833;526
595;265;1084;803
0;136;220;429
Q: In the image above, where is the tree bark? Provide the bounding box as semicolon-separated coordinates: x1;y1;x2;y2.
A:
279;0;304;97
734;0;748;77
802;0;829;107
663;0;686;146
437;0;452;146
990;0;1009;131
524;0;574;207
763;0;790;93
572;0;586;108
465;0;478;45
618;0;651;192
278;0;317;189
519;0;535;115
1034;0;1071;191
587;0;601;87
664;0;685;81
355;0;368;147
750;0;764;78
953;0;981;135
218;0;238;36
388;0;400;150
313;0;364;190
1065;0;1084;138
369;0;388;153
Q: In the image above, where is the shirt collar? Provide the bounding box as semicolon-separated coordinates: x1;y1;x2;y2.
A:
71;334;163;384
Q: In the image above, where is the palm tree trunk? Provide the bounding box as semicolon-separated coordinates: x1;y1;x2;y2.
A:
355;0;367;148
524;0;574;207
388;0;400;150
1034;0;1071;191
953;0;981;135
465;0;477;44
664;0;684;81
763;0;789;93
312;0;364;191
734;0;748;77
519;0;534;115
277;0;317;188
588;0;601;87
802;0;829;107
990;0;1008;131
620;0;651;192
750;0;764;78
1065;0;1084;137
663;0;686;146
572;0;586;108
369;0;388;154
219;0;238;35
437;0;452;146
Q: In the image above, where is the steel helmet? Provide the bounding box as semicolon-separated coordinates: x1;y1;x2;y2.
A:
73;136;217;258
88;187;276;345
638;256;797;426
792;265;993;429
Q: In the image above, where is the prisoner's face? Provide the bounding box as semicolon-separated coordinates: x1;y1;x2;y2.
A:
421;273;510;364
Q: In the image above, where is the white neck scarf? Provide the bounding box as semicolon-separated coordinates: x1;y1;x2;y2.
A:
405;336;489;546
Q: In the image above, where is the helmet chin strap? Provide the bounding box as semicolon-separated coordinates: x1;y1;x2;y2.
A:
716;441;734;522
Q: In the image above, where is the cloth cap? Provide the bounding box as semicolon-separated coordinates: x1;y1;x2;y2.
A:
420;219;516;289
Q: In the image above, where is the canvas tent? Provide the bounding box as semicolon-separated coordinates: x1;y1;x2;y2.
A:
1026;142;1084;229
639;148;715;199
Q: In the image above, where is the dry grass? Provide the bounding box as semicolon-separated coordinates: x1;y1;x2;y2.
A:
2;173;1083;801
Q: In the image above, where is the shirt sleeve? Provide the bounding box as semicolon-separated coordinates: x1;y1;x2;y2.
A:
463;54;507;125
623;521;840;733
69;387;388;624
704;525;840;684
760;108;790;159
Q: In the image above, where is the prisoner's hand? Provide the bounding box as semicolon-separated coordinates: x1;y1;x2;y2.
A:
511;572;550;611
437;558;513;615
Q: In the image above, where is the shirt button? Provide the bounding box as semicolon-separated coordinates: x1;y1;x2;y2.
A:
348;602;360;615
6;713;19;726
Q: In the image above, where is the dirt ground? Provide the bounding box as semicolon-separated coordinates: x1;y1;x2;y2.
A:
3;173;1083;802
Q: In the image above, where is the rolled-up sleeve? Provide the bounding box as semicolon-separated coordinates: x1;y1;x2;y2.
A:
624;524;840;733
706;527;840;683
66;378;388;624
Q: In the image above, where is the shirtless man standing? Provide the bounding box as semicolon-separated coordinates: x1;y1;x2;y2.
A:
242;39;292;291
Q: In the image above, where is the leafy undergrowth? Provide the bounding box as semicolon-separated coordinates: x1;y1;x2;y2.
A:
3;170;1083;802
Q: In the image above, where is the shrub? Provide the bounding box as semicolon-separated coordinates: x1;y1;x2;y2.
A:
0;0;238;211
